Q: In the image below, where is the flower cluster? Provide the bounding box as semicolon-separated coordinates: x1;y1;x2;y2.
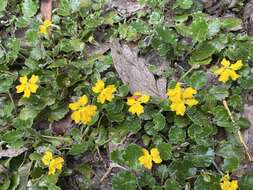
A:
214;58;243;83
167;83;198;116
127;92;150;116
92;80;117;104
138;148;162;169
220;174;238;190
39;20;52;35
42;151;64;175
69;95;97;125
16;75;39;98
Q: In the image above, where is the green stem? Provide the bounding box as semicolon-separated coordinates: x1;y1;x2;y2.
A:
8;91;17;114
179;67;195;81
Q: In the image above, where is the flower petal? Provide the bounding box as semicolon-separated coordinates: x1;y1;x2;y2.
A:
150;148;162;164
19;76;28;84
92;80;105;93
16;85;25;93
29;75;39;84
221;58;230;67
230;60;243;71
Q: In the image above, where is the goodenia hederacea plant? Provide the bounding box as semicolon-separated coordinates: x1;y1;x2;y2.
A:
1;0;253;189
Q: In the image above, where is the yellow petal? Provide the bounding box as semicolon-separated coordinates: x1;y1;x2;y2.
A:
97;93;106;104
218;70;230;83
69;102;80;111
80;105;97;124
128;103;144;116
92;80;105;93
138;154;153;170
42;151;53;166
23;88;31;98
127;97;137;106
29;83;38;93
16;85;25;93
170;102;186;116
150;148;162;164
19;76;28;84
221;58;230;67
39;25;47;34
138;95;150;104
71;111;81;123
29;75;39;84
230;180;238;190
230;60;243;71
228;70;240;81
48;157;64;175
44;20;52;27
185;98;198;107
182;87;197;99
106;85;117;93
214;67;225;75
142;148;150;156
78;95;88;105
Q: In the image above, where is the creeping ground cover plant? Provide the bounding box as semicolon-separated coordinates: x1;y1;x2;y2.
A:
1;0;253;189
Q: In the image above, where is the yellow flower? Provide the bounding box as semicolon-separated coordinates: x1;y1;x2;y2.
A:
127;92;150;116
42;151;53;166
42;151;64;175
69;95;97;125
16;75;39;98
220;174;238;190
48;157;64;175
214;58;243;83
138;148;162;170
39;19;52;35
92;80;117;104
167;83;198;116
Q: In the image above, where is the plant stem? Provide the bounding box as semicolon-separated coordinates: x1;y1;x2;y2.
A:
223;100;253;161
8;91;17;114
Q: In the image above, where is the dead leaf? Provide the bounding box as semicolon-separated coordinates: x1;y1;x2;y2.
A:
40;0;52;21
0;147;27;159
243;0;253;36
111;40;167;98
52;114;72;135
109;0;144;17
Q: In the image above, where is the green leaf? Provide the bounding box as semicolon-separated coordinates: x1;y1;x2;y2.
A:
189;42;216;65
217;137;244;171
122;144;142;169
22;0;37;18
47;103;69;122
188;71;208;89
209;86;229;100
68;142;91;155
185;146;214;167
191;15;208;42
0;73;18;93
0;0;7;12
153;113;166;131
58;0;71;16
164;179;181;190
155;26;177;44
194;175;221;190
175;0;193;9
112;171;136;190
221;17;242;31
239;175;253;190
157;142;172;160
168;159;196;181
169;127;186;144
240;75;253;89
187;107;210;126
